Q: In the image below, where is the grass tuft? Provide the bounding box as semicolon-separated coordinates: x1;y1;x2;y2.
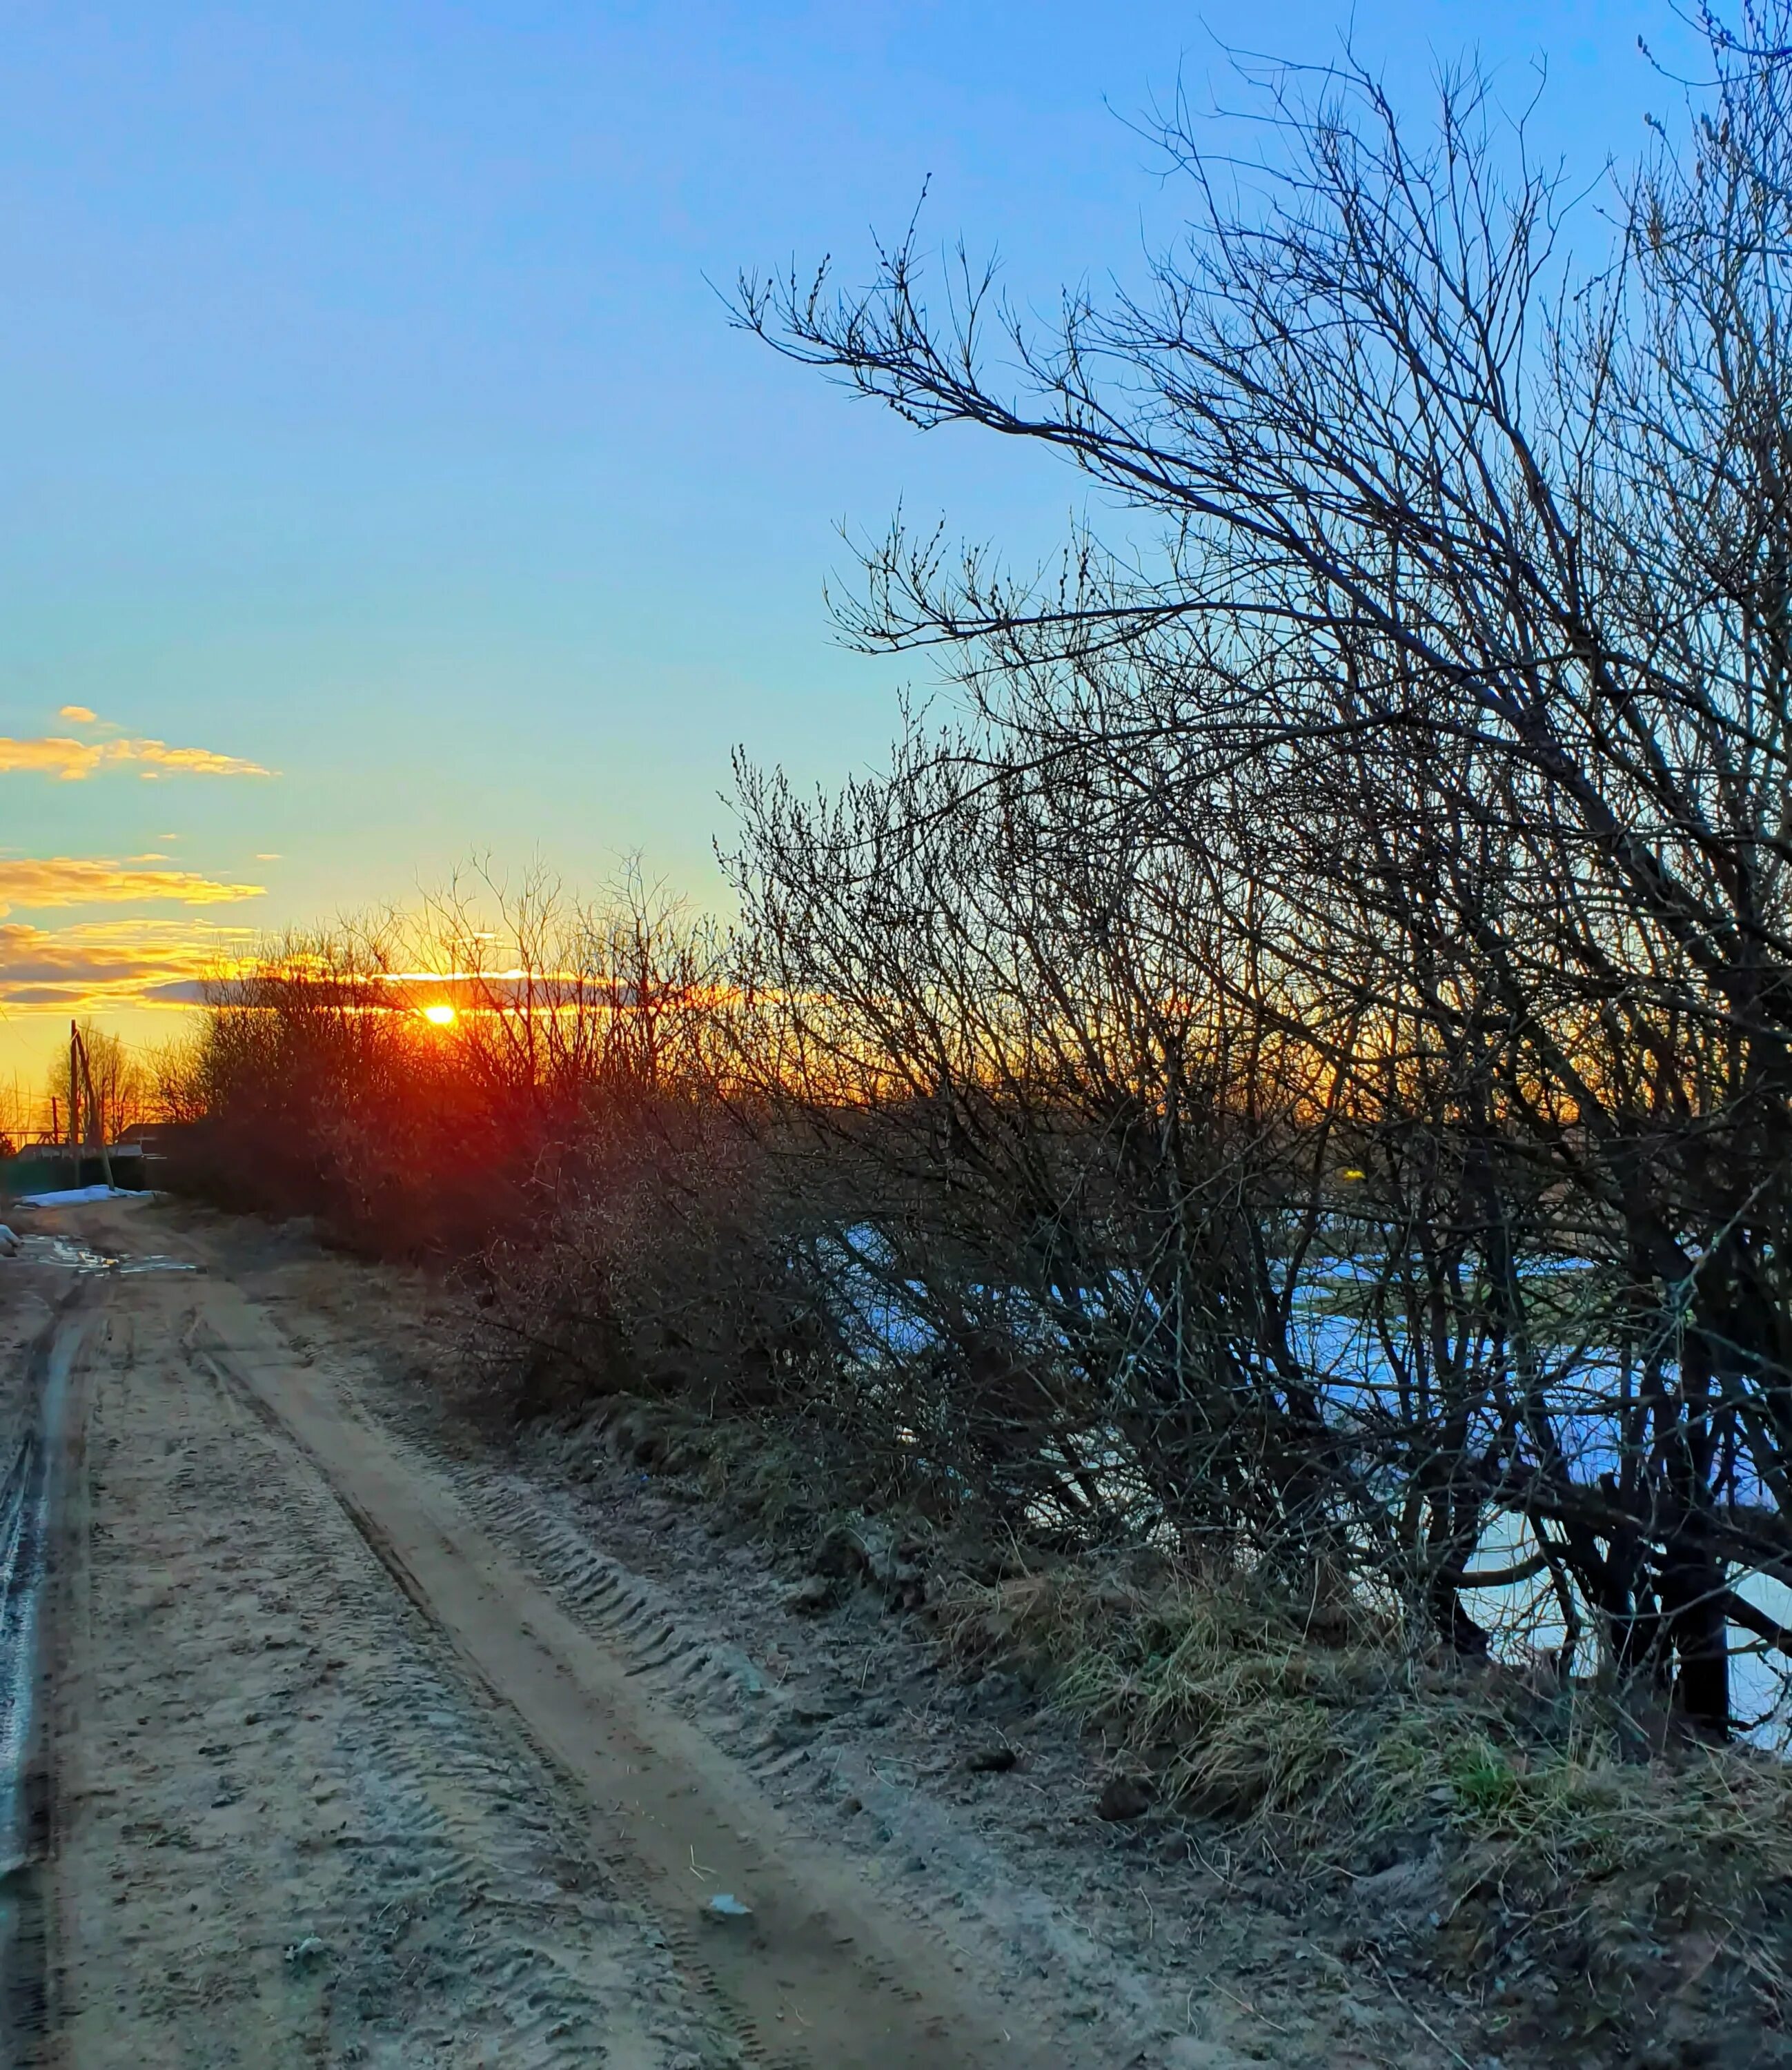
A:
937;1561;1792;2034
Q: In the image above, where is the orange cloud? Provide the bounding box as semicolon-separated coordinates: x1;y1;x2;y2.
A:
0;736;271;780
0;858;266;916
0;918;258;1010
58;704;98;723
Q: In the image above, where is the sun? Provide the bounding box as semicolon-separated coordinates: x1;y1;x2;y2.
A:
421;1002;457;1027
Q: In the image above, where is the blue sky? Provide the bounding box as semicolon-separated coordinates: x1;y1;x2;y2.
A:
0;0;1700;1087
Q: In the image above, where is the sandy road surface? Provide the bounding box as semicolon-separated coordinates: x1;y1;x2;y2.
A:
14;1210;1070;2070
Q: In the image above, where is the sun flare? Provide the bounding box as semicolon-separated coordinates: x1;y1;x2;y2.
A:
421;1002;457;1027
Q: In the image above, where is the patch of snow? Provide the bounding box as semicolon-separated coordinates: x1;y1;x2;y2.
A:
11;1185;137;1209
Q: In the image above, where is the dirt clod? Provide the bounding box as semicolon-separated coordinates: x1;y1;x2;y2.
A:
1096;1776;1152;1822
964;1746;1018;1773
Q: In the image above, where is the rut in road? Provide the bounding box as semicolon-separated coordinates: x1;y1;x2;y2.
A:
47;1271;725;2070
46;1256;1070;2069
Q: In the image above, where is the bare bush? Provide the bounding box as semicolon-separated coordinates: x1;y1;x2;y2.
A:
161;870;737;1258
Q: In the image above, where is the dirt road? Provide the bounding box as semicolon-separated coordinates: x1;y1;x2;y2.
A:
8;1205;1080;2070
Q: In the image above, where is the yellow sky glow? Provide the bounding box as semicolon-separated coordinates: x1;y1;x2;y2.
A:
0;858;265;916
0;735;272;780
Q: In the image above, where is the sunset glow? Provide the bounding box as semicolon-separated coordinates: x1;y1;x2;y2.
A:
421;1002;457;1027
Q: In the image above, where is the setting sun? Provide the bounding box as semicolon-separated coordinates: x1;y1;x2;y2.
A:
421;1002;457;1027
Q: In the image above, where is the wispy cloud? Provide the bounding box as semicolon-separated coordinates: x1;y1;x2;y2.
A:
0;858;266;916
58;704;98;724
0;918;258;1009
0;735;271;780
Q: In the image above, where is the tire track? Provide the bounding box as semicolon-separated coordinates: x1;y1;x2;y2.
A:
190;1275;1061;2070
424;1458;1146;2025
51;1274;730;2069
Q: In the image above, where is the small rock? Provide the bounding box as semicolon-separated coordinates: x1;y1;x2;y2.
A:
1346;1845;1444;1924
283;1935;331;1969
1161;2040;1241;2069
965;1670;1021;1714
813;1518;926;1598
758;1715;814;1752
0;1227;18;1257
1096;1775;1152;1822
783;1575;834;1615
704;1893;753;1920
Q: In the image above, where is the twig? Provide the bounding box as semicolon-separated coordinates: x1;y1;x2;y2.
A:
1209;1979;1289;2038
1366;1951;1475;2070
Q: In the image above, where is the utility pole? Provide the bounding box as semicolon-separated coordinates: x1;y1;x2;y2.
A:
68;1018;79;1186
68;1019;115;1192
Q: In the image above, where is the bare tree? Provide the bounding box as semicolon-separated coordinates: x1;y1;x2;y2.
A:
734;6;1792;1732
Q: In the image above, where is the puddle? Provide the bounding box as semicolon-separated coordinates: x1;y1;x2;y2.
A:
10;1234;196;1276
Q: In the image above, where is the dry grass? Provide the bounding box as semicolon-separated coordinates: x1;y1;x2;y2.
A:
938;1562;1792;2027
